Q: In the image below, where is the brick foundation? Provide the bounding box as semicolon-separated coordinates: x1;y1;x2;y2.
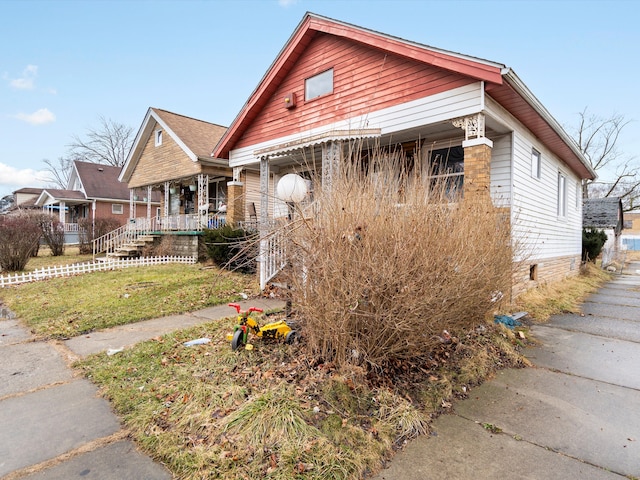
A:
512;254;581;298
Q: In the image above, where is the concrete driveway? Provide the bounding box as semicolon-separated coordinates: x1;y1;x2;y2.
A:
374;262;640;479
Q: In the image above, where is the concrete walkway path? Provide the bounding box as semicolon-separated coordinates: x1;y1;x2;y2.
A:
373;262;640;479
0;298;285;480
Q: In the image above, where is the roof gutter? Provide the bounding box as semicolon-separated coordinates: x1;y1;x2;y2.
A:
198;156;230;167
501;67;597;179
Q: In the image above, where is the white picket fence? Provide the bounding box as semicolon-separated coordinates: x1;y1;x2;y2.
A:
0;255;197;288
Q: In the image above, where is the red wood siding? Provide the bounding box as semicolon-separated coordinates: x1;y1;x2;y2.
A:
235;33;474;149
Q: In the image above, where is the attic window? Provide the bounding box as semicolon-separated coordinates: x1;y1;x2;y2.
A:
155;130;163;147
305;68;333;101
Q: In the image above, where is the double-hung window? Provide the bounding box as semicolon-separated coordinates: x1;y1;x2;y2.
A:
531;148;541;179
557;172;567;217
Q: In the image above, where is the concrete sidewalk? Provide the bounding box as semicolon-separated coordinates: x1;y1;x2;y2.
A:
373;262;640;479
0;298;285;480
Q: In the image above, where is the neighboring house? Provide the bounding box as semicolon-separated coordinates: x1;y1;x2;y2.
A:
621;211;640;251
119;108;230;231
212;12;595;293
34;160;159;237
583;197;624;265
11;187;43;211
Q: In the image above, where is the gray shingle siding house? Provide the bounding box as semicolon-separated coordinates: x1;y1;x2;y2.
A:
583;197;624;266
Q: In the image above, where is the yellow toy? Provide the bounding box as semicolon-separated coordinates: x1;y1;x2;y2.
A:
227;303;297;351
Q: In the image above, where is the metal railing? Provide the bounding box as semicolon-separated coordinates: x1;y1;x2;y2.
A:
92;213;227;256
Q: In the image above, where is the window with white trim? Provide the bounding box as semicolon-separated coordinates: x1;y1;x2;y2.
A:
557;172;567;217
305;68;333;101
112;204;124;215
531;148;541;179
155;130;163;146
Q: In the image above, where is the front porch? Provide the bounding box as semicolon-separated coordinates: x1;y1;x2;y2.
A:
92;211;229;258
224;113;498;289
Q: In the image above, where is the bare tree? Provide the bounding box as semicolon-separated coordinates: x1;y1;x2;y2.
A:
67;116;134;167
42;116;134;189
42;156;74;189
571;108;638;211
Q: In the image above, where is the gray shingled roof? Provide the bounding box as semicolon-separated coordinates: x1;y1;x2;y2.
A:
583;197;623;232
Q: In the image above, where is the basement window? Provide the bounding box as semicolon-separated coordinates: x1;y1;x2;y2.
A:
155;130;163;147
305;68;333;101
529;264;538;281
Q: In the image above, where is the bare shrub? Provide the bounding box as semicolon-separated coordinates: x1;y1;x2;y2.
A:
0;214;42;271
32;212;65;256
78;217;121;254
280;149;513;370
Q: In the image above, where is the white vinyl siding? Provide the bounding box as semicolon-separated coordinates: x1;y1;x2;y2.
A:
490;134;512;208
511;130;582;262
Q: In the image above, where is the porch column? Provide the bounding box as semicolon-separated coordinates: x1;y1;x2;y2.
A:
452;113;493;201
58;201;66;225
322;140;341;192
227;181;244;228
146;185;152;221
129;189;136;219
260;157;270;227
197;173;209;228
462;138;493;200
259;156;270;289
163;182;170;218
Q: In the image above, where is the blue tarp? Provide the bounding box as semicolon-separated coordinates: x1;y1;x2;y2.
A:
494;314;523;329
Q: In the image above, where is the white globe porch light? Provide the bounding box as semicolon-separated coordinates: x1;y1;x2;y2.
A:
276;174;308;203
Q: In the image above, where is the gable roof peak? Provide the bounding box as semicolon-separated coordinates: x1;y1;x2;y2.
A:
213;11;504;159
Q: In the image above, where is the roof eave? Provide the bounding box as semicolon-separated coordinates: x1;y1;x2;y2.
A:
502;68;597;180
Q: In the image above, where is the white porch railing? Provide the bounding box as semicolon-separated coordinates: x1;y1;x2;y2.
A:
259;227;287;290
93;214;227;256
0;255;197;288
64;223;79;232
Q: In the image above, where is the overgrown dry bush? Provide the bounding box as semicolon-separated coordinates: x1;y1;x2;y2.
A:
280;150;513;370
0;214;42;271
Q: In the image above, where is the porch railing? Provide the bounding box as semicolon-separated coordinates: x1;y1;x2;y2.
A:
92;213;226;256
260;227;287;290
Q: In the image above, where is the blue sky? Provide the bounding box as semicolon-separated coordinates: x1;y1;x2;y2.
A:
1;0;638;198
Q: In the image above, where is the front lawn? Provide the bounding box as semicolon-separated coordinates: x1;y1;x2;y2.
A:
77;315;527;480
0;264;257;339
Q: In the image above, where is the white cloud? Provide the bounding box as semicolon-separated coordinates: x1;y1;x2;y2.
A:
278;0;298;6
9;64;38;90
0;162;49;192
14;108;56;125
